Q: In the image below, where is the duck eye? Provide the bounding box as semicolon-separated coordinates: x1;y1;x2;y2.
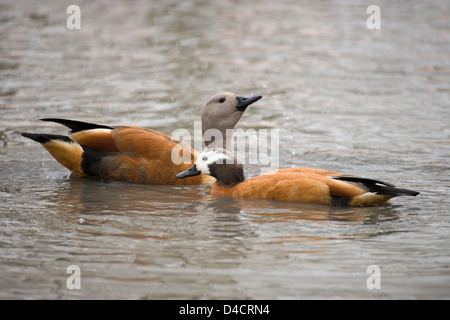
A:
202;156;208;161
219;98;226;103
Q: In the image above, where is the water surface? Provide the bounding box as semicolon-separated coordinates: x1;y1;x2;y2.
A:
1;0;449;299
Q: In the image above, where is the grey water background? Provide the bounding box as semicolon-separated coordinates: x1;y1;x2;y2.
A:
1;0;449;299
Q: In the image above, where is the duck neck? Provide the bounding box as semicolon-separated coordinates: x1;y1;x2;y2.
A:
202;126;234;149
208;162;246;187
202;109;241;149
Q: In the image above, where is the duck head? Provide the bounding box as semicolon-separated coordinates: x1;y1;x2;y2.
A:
176;148;245;187
202;92;262;148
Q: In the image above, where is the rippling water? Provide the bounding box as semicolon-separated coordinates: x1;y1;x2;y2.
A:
1;0;449;299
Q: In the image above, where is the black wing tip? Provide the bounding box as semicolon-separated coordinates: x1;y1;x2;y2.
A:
332;175;420;197
332;175;396;187
38;118;113;132
40;118;60;122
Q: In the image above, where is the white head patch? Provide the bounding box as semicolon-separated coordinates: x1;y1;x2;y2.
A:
195;149;232;175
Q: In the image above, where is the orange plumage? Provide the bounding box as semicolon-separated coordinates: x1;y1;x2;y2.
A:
177;149;420;206
21;93;263;185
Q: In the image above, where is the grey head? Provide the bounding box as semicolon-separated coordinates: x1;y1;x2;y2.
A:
201;92;262;148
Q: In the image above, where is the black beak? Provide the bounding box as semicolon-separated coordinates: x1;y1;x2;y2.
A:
176;164;201;179
236;95;262;111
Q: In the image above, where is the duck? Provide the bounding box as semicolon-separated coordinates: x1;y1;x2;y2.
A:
176;148;420;206
21;92;262;185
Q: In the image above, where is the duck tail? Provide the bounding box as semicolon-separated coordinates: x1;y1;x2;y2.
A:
21;132;85;176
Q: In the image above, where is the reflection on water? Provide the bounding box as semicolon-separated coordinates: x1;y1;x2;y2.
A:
1;0;449;299
62;175;402;227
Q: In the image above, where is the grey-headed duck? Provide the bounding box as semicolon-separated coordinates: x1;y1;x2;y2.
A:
21;92;262;184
